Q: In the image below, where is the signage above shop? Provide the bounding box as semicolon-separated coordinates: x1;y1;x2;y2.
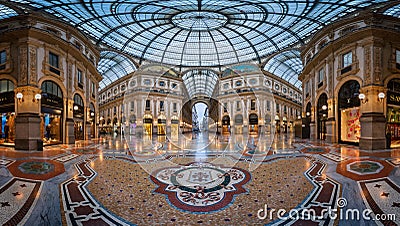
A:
388;91;400;106
0;91;14;106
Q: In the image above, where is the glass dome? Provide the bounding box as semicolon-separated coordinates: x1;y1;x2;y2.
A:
6;0;392;68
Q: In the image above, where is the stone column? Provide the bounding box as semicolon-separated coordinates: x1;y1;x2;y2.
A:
309;106;317;140
65;98;75;144
359;85;386;150
14;86;42;151
325;98;337;143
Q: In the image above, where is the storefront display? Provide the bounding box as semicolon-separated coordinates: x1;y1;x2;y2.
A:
41;81;64;145
143;114;153;135
340;107;360;143
157;114;166;135
73;94;85;140
387;79;400;148
222;115;230;134
249;113;258;135
338;80;361;144
0;113;15;144
171;116;179;138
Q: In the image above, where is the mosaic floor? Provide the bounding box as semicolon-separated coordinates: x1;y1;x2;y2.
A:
0;132;399;225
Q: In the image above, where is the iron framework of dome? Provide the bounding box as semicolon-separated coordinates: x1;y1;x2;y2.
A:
2;0;398;89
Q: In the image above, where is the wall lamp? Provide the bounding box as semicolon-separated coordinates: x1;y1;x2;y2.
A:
73;105;78;111
16;92;23;102
358;93;368;104
322;105;327;111
378;92;385;103
90;112;95;117
306;112;310;117
33;93;41;103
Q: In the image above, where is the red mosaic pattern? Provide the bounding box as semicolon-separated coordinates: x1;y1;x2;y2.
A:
8;159;65;181
336;159;394;181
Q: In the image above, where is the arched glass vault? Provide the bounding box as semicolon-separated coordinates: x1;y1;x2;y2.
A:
4;0;393;69
1;0;397;90
182;69;218;98
263;49;303;88
97;51;137;89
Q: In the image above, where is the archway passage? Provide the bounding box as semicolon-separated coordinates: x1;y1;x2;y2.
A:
249;113;259;135
222;115;230;134
317;94;328;140
192;102;208;132
338;80;361;144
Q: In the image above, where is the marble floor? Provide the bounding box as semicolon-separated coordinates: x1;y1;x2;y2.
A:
0;132;399;225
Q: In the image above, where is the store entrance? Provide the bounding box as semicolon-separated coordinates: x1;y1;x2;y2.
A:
222;115;230;134
387;78;400;148
249;113;258;135
338;80;361;144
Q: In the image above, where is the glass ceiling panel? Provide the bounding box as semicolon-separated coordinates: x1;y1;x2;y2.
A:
182;70;218;98
384;4;400;18
0;4;19;20
6;0;391;70
264;49;303;89
97;51;137;90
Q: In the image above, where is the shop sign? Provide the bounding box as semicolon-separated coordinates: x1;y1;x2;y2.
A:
158;119;166;124
143;118;153;124
0;91;14;105
249;114;258;124
388;91;400;106
42;93;63;109
171;119;179;124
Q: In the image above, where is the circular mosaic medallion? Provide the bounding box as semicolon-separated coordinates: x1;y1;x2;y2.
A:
18;161;54;175
151;162;251;213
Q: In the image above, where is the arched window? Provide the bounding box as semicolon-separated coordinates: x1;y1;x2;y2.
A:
74;94;84;107
41;81;63;98
0;79;14;93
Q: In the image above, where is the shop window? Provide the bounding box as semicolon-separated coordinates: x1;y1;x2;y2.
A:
338;80;361;144
0;50;6;70
284;106;287;114
49;52;60;75
77;69;83;88
276;103;280;113
341;51;352;74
